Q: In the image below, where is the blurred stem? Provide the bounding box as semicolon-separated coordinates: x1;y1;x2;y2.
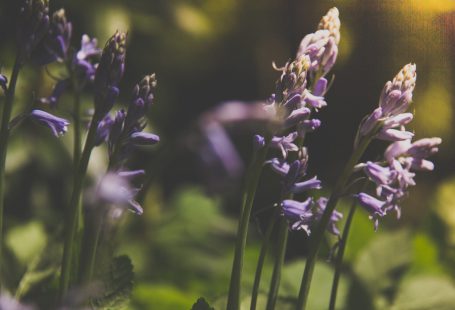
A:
0;56;22;288
60;112;100;298
227;144;268;310
295;135;372;310
266;217;288;310
328;195;359;310
79;208;105;284
250;214;277;310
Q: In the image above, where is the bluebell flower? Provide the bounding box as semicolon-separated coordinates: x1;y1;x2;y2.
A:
281;198;314;234
355;193;386;230
130;132;160;145
32;8;72;64
314;197;343;236
30;109;69;136
96;172;143;215
270;132;299;159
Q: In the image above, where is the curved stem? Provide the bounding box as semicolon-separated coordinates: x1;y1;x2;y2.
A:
266;218;288;310
250;214;277;310
295;135;372;310
60;113;100;298
0;57;22;287
227;145;268;310
328;197;358;310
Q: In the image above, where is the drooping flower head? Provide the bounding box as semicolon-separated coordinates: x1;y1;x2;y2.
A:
17;0;50;59
94;31;127;117
30;109;69;137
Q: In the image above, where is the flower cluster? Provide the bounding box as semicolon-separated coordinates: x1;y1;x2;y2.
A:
355;65;442;229
260;8;342;235
94;74;160;213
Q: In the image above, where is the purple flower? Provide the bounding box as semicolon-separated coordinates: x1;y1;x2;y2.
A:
94;31;127;116
253;135;265;150
318;8;341;45
281;198;314;234
297;119;321;136
313;77;328;96
377;128;414;142
364;161;396;185
124;74;157;131
284;107;311;128
406;137;442;159
95;114;114;146
77;34;101;61
355;193;386;230
130;132;160;146
38;79;69;108
270;132;299;158
303;90;327;109
267;158;290;176
379;64;416;117
96;172;143;215
314;197;343;236
32;8;72;64
297;30;338;75
30;109;69;136
290;176;322;194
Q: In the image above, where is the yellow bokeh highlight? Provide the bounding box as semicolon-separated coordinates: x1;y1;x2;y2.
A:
95;7;131;42
435;178;455;245
414;83;453;140
174;4;212;37
407;0;455;13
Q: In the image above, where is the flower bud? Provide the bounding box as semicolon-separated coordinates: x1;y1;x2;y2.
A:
17;0;50;59
94;31;127;117
30;109;69;137
318;7;341;44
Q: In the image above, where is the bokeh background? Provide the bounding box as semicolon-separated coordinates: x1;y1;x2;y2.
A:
1;0;455;309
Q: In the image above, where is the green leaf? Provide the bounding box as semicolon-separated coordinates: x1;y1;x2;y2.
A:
6;221;47;266
92;255;134;309
191;297;215;310
391;276;455;310
353;229;412;297
130;284;198;310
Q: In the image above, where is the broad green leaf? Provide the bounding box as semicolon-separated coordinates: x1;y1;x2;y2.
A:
131;283;198;310
6;221;47;266
92;255;134;309
391;276;455;310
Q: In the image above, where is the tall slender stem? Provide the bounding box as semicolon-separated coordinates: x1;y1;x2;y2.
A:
266;218;288;310
60;113;100;297
250;214;277;310
328;196;358;310
227;145;268;310
0;57;22;287
79;207;105;284
295;135;372;310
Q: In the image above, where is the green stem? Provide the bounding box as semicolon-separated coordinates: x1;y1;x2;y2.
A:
295;135;372;310
0;57;22;288
250;214;277;310
266;218;288;310
59;112;100;297
328;196;358;310
79;207;105;284
227;145;269;310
